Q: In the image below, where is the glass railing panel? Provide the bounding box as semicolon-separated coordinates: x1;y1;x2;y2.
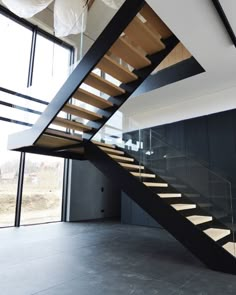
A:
138;129;235;254
93;108;235;257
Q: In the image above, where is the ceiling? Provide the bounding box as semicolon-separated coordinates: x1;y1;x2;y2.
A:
120;0;236;126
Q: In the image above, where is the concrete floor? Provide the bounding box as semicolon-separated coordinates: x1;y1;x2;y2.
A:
0;220;236;295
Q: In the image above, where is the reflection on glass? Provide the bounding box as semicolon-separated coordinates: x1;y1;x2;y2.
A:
21;154;64;225
93;106;236;256
0;122;22;227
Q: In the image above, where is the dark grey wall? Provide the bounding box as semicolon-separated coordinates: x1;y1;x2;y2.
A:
121;192;161;228
67;160;121;221
121;108;236;227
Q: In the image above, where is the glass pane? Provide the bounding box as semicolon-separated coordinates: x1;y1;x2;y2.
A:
0;13;32;90
32;34;71;102
0;122;23;227
21;154;64;225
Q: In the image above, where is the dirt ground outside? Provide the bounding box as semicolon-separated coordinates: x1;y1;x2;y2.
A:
0;163;63;227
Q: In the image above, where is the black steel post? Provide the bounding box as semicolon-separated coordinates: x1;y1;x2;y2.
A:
27;26;37;87
61;159;70;221
15;152;26;227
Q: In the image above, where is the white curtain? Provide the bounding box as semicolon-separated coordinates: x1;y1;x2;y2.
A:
2;0;53;18
101;0;124;10
54;0;87;37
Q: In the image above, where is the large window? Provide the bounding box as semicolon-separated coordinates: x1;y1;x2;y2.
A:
0;7;73;227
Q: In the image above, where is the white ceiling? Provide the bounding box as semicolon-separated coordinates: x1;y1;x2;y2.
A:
220;1;236;34
121;0;236;125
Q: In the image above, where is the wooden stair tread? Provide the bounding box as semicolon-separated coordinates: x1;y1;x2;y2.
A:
92;140;116;149
158;193;181;198
53;117;92;132
73;88;113;109
45;129;82;142
131;172;156;178
108;154;134;162
223;242;236;257
171;204;196;211
110;37;152;70
187;215;213;225
140;4;172;39
97;55;138;83
124;16;165;55
119;163;145;170
63;104;102;121
36;134;79;149
143;182;168;187
204;228;231;241
84;72;125;97
99;146;124;155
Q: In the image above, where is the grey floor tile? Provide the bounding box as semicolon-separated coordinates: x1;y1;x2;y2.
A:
174;269;236;295
0;221;235;295
35;271;177;295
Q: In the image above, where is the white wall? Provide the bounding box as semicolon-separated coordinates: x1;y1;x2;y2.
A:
122;84;236;131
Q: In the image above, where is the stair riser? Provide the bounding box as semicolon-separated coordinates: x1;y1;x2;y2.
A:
133;175;156;179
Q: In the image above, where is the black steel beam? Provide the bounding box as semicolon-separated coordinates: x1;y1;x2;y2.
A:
8;0;146;151
85;141;236;274
132;57;204;97
0;86;48;105
211;0;236;47
15;145;86;161
0;116;33;127
0;100;42;115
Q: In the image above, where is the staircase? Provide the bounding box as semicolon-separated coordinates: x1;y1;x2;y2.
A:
8;0;178;158
85;140;236;274
7;0;236;274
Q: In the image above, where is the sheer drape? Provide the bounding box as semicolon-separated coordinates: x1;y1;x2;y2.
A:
2;0;88;37
2;0;53;18
101;0;124;9
54;0;87;37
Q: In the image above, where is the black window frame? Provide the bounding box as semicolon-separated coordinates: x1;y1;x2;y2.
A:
0;4;75;228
